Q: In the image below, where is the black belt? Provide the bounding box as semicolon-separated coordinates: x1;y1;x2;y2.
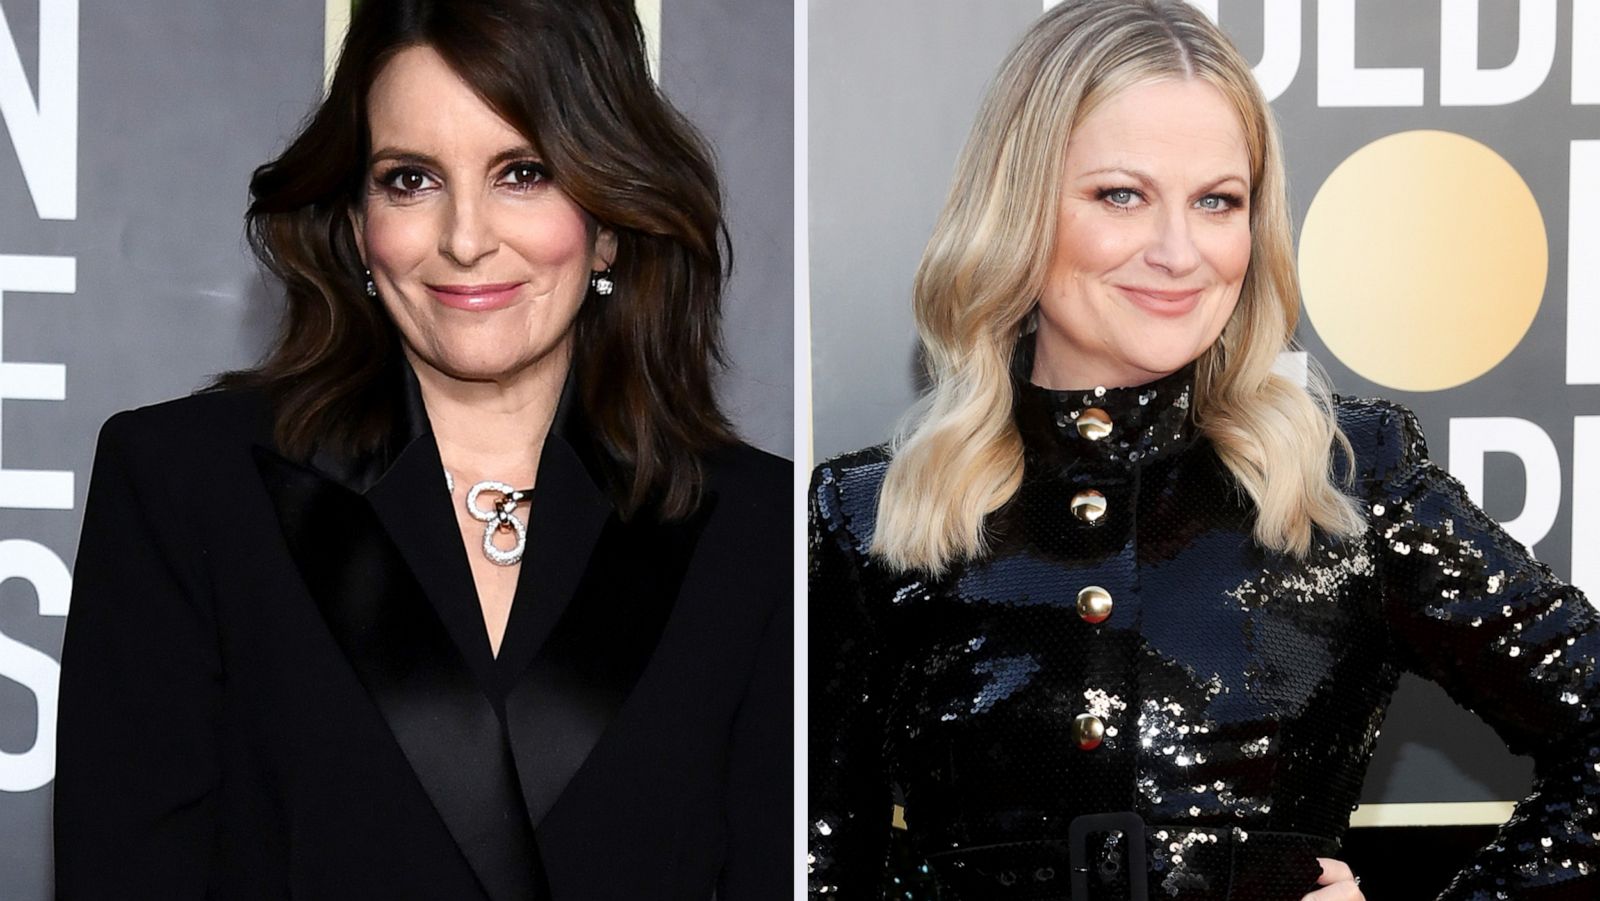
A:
921;813;1336;901
1070;812;1148;900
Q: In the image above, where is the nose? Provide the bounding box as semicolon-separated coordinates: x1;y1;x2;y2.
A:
1144;207;1202;277
439;192;496;267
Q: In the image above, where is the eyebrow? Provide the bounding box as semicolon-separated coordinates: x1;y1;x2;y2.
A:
367;145;542;171
1078;166;1249;193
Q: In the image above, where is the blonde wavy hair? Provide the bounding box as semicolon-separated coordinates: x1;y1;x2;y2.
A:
873;0;1366;573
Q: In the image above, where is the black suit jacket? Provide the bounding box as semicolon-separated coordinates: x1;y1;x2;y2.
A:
55;366;792;900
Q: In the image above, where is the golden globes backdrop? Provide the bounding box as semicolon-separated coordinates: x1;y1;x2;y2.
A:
809;0;1595;894
0;1;792;896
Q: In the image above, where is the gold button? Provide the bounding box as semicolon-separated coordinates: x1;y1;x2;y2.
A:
1076;407;1112;441
1070;489;1106;524
1076;586;1113;623
1072;713;1105;751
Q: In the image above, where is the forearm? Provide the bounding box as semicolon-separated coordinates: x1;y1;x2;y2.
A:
1434;740;1600;900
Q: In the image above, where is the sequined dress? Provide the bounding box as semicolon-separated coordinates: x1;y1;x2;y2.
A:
808;361;1600;900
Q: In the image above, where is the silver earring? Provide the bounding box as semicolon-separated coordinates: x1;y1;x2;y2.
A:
364;269;377;298
590;267;614;297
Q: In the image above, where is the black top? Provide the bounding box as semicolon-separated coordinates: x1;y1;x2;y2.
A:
809;356;1599;900
55;361;792;900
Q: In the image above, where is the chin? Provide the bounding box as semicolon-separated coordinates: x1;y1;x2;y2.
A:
1114;346;1206;382
416;335;570;384
1139;347;1203;371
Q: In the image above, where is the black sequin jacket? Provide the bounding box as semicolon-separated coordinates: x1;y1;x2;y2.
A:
809;362;1600;901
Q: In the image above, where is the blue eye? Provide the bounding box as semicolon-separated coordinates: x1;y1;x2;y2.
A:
1100;188;1139;207
1197;193;1245;212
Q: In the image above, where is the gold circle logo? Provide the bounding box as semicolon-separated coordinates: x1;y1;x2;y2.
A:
1298;130;1547;391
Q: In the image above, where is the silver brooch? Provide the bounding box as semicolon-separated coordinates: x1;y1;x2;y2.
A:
465;480;532;566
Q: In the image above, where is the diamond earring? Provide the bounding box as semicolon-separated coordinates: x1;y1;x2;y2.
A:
364;269;377;298
590;267;614;297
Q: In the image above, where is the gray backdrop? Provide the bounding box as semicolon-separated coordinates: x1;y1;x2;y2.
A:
810;0;1594;836
0;1;792;896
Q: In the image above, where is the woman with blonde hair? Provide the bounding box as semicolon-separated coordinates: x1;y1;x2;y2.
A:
809;1;1598;898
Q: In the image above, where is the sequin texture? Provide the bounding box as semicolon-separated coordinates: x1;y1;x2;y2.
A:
809;359;1600;900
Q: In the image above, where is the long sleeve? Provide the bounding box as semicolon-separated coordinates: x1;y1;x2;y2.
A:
1365;403;1600;899
808;461;893;898
717;600;794;900
55;412;223;898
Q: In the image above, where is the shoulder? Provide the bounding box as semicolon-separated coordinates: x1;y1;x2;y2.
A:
809;444;891;546
1331;395;1429;487
703;441;790;498
701;441;790;521
81;389;271;576
95;387;271;471
696;441;791;548
682;444;791;630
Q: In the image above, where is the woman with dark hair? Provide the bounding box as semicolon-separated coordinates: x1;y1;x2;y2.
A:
55;1;789;898
809;1;1597;899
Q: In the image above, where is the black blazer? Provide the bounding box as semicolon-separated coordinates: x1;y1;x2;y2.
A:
55;366;792;900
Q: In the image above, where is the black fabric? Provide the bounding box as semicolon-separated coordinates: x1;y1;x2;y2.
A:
55;364;791;900
917;827;1334;901
505;496;716;830
254;447;543;901
809;364;1600;900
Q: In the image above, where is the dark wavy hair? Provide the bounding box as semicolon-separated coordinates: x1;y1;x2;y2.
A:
222;0;733;519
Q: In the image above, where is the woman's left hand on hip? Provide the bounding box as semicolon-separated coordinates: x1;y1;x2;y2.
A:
1302;857;1363;900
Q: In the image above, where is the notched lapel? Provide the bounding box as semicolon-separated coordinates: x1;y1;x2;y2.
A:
504;490;717;829
252;446;543;901
364;433;500;689
492;435;611;685
249;354;704;890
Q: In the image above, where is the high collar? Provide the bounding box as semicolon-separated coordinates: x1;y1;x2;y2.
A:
1011;334;1198;469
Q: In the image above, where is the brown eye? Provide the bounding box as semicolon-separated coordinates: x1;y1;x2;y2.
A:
500;161;549;188
377;167;437;196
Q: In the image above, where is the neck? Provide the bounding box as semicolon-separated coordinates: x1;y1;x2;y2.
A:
1029;331;1171;391
407;344;569;489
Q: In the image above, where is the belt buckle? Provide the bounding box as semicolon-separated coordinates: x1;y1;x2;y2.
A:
1068;811;1148;901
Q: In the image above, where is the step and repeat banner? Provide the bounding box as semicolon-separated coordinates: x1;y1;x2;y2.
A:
810;0;1595;896
0;1;791;897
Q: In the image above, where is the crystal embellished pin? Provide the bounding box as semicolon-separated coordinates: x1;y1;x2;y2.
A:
466;480;533;566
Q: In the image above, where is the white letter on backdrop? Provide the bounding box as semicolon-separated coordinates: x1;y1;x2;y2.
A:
1449;418;1561;556
1185;0;1302;101
0;255;74;510
1572;142;1599;385
0;540;70;792
1318;0;1424;106
1440;0;1556;105
0;1;78;220
1576;0;1599;104
1575;419;1600;607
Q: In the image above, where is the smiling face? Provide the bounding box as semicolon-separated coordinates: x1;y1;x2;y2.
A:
1033;77;1253;390
350;44;615;389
